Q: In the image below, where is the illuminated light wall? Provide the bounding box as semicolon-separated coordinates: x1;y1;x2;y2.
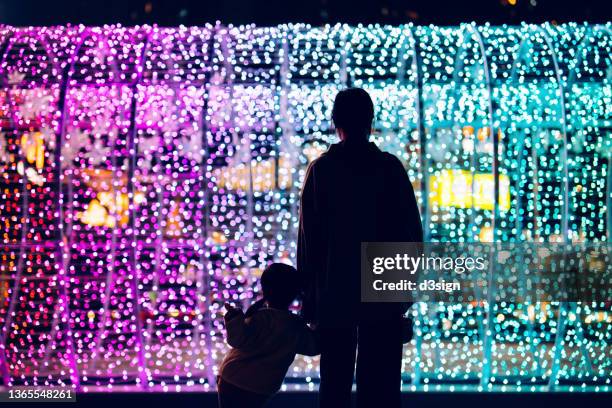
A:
0;24;610;391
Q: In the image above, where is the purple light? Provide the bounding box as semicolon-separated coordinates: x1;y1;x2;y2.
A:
0;23;610;392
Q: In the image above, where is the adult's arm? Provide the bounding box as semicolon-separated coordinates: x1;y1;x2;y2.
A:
297;160;323;323
390;157;423;312
391;157;424;243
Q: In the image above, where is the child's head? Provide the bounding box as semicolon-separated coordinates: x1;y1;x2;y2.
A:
260;263;299;309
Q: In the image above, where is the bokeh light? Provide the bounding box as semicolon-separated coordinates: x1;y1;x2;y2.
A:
0;23;610;392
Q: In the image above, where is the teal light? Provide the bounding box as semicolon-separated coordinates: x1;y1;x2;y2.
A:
0;23;609;392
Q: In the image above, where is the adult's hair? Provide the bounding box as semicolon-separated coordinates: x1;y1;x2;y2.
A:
331;88;375;140
260;263;299;309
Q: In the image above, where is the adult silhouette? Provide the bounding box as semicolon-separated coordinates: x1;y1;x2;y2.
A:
298;88;423;408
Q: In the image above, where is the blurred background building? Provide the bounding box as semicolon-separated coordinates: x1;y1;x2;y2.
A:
0;0;610;396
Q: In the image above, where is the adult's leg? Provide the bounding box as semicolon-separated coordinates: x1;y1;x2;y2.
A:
319;326;358;408
355;319;403;408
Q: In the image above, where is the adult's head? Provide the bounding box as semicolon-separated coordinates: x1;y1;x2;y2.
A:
260;263;299;309
331;88;375;142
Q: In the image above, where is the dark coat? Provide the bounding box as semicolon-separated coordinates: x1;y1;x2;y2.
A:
297;139;423;326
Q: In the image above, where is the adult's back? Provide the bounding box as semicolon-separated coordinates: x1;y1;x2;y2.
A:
298;139;422;325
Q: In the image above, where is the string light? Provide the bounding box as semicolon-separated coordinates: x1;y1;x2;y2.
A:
0;23;609;392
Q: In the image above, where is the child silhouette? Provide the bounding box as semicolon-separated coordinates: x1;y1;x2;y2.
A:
218;263;319;408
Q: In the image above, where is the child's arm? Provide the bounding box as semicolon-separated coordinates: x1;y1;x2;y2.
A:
224;303;255;349
295;322;320;356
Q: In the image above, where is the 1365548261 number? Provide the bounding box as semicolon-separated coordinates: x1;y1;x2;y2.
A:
1;387;76;402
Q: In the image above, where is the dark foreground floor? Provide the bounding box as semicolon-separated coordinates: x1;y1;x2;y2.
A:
5;391;611;408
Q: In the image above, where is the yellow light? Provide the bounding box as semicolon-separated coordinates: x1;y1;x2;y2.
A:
21;132;45;170
166;201;183;237
78;185;144;228
477;127;489;142
584;312;611;323
429;169;511;211
479;226;494;242
25;167;45;186
215;158;286;191
527;304;535;322
277;157;294;189
462;126;474;137
211;230;228;245
78;199;112;227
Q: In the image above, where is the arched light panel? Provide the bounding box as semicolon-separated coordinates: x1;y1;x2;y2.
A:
0;23;610;392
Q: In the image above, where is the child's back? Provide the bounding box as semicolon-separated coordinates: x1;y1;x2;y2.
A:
219;305;318;395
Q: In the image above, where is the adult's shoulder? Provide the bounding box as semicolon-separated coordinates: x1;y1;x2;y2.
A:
379;151;406;171
305;151;333;173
